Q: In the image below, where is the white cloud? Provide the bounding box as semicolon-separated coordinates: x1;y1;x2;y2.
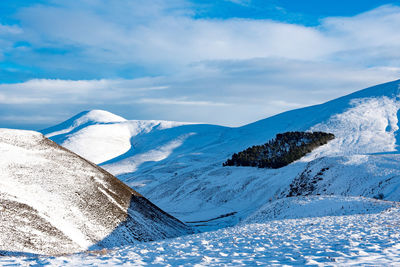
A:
320;5;400;66
224;0;251;5
0;24;22;35
136;98;229;106
0;115;58;123
1;2;400;128
0;23;22;60
8;2;400;75
16;3;336;66
0;93;50;104
0;60;398;128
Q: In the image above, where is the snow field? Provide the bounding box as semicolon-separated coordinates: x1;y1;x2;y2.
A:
2;201;399;266
243;195;395;223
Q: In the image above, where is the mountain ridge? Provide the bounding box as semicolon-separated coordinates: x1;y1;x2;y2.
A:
42;79;400;230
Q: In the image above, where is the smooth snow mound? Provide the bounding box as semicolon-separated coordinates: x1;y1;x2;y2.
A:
73;109;127;124
243;195;395;224
0;129;192;255
42;110;192;164
44;110;127;138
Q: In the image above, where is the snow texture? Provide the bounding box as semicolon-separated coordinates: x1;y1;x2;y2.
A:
1;197;399;266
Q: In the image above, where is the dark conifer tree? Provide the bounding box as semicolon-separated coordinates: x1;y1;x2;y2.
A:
223;131;335;169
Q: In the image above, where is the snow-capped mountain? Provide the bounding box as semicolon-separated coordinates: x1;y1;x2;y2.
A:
43;79;400;230
41;110;191;164
0;129;192;255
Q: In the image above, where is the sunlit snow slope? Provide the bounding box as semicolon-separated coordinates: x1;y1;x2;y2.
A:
41;110;191;164
0;129;192;255
43;79;400;230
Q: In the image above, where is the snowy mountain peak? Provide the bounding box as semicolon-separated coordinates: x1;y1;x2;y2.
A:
78;109;127;123
41;111;193;164
42;109;127;138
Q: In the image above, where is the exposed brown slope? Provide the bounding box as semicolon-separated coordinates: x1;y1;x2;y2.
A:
0;129;192;255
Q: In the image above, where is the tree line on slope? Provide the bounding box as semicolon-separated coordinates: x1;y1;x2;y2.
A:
223;131;335;169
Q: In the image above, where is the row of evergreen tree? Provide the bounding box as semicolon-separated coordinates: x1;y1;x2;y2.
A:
223;131;335;169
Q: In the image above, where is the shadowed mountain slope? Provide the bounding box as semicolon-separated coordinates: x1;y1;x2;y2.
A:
0;129;192;255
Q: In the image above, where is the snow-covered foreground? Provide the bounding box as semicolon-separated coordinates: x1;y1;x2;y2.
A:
2;197;399;266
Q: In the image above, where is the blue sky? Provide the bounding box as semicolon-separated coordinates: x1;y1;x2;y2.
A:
1;0;400;129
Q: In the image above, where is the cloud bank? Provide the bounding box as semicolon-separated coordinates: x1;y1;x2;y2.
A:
0;1;400;128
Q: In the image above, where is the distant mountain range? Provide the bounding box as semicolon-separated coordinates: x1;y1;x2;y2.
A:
41;79;400;231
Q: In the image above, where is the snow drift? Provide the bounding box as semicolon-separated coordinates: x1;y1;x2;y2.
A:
0;129;192;255
243;195;396;223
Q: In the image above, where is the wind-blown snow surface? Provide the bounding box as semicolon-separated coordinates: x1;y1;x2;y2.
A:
242;195;394;223
43;79;400;231
2;197;399;266
0;129;192;255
